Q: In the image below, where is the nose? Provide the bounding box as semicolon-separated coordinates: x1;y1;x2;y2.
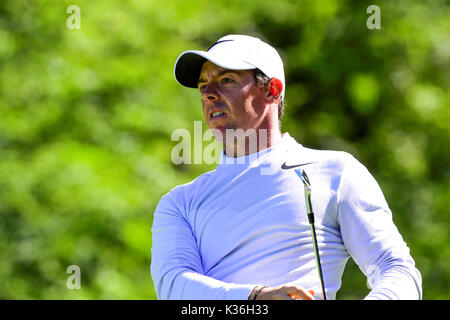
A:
201;83;219;103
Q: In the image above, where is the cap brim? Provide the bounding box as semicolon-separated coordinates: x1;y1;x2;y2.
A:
174;50;256;88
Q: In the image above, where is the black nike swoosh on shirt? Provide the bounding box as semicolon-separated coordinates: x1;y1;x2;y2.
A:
281;161;317;170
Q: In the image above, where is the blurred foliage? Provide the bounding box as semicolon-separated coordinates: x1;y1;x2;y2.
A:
0;0;448;299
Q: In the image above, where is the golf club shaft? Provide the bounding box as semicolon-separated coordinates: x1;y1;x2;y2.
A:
295;169;327;300
309;222;327;300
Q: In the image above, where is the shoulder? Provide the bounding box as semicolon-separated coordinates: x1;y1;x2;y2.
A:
290;143;359;174
159;168;217;207
306;147;355;165
284;133;357;168
296;145;386;205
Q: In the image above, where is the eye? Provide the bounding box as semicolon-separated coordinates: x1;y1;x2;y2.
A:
221;77;234;85
199;84;207;92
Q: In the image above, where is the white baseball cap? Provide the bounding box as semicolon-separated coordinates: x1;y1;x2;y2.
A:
174;34;285;98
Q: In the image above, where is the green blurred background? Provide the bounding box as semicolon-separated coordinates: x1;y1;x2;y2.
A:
0;0;448;299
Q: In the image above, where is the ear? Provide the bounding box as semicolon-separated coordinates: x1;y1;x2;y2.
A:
267;78;283;101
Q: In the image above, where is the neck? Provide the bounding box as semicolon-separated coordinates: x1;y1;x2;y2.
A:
223;127;282;158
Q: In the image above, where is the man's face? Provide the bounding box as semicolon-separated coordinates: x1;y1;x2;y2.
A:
197;61;269;137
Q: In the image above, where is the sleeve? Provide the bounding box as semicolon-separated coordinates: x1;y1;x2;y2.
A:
150;193;256;300
336;155;422;300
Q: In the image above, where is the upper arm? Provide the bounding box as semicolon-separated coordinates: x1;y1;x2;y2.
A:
150;194;204;299
336;155;421;297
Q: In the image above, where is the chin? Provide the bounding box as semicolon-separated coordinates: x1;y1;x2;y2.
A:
205;125;226;143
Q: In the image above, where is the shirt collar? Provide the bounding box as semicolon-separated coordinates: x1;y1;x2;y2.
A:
218;132;293;166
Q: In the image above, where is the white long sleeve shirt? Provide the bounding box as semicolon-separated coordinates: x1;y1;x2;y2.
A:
151;133;422;300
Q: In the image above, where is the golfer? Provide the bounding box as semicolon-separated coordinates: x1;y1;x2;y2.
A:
150;35;422;300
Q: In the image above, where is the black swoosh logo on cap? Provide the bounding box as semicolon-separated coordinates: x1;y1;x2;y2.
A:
281;161;316;170
207;39;234;51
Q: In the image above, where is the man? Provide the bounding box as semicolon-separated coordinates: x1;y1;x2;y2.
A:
151;35;422;300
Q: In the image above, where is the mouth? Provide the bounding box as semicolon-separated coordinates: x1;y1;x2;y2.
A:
209;110;227;120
